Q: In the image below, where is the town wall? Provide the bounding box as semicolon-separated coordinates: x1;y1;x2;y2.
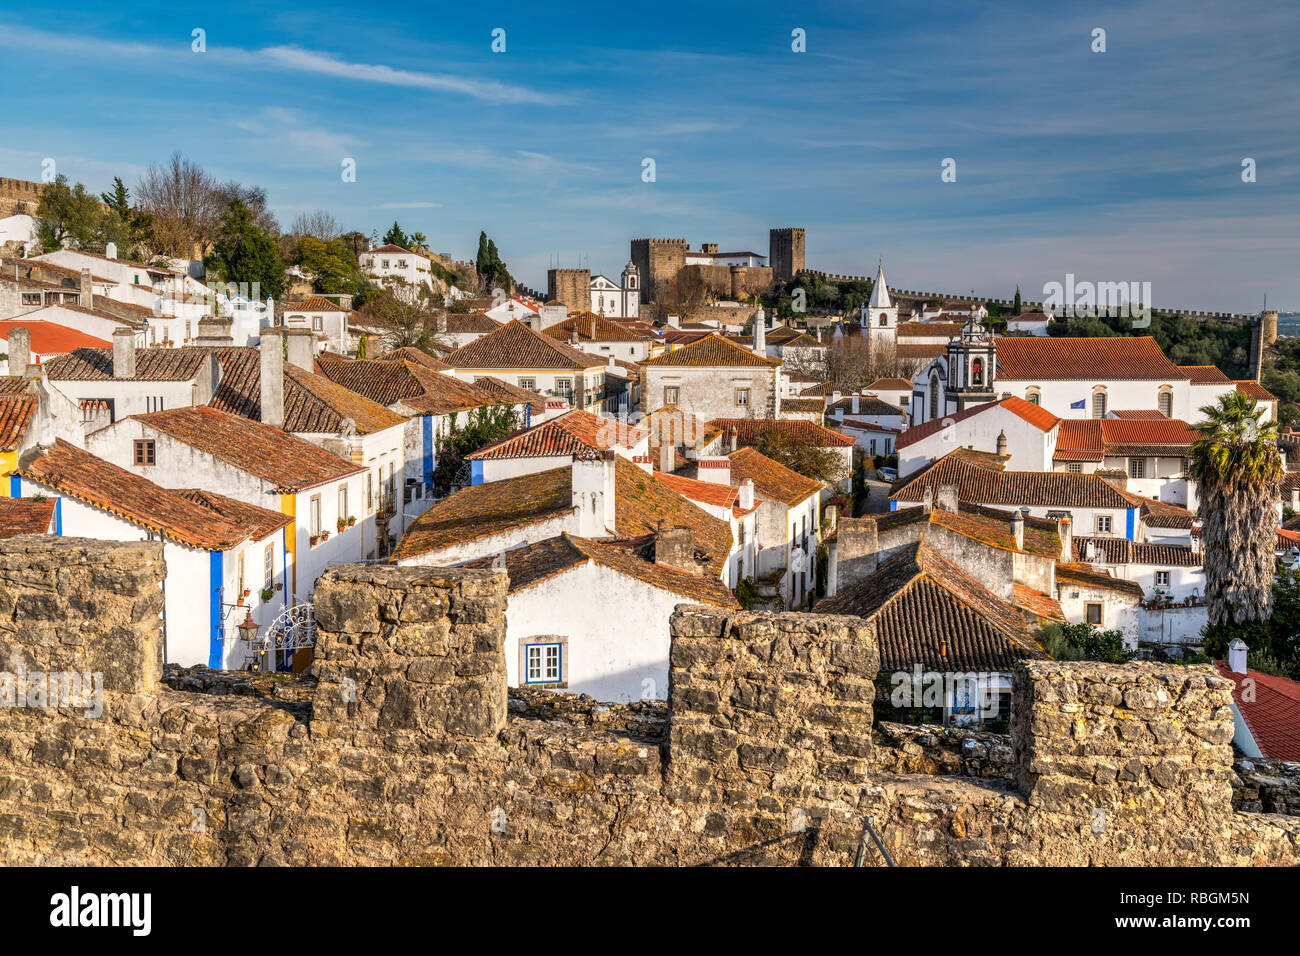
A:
1;539;1298;866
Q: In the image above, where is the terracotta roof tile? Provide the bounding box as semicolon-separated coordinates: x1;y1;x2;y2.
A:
0;497;55;538
995;336;1185;381
614;458;733;577
1072;536;1201;566
467;409;648;460
443;320;603;371
393;466;574;560
726;446;823;507
641;334;781;368
892;449;1138;509
1178;364;1232;384
543;314;649;344
1055;562;1145;597
44;345;213;382
281;297;347;312
897;396;1058;451
1235;380;1277;402
1213;662;1300;761
0;321;111;355
381;346;452;371
0;395;36;451
710;417;856;448
865;378;914;391
18;440;262;550
175;489;293;541
136;405;364;492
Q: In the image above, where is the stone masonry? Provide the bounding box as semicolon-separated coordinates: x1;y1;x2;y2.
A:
0;538;1298;866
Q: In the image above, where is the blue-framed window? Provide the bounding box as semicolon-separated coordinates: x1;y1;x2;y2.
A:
524;642;563;684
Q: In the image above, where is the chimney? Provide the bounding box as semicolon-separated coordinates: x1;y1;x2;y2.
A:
570;327;580;346
922;486;933;514
436;311;447;334
1057;515;1073;564
1011;507;1026;551
996;429;1008;457
259;330;285;428
195;315;234;347
658;442;675;473
739;477;754;510
851;394;860;415
936;483;959;513
1228;638;1248;675
729;428;738;454
836;517;880;591
666;314;680;329
697;457;731;485
285;327;314;371
7;327;30;376
654;525;701;576
753;309;766;354
104;241;117;260
112;328;136;379
80;267;93;309
570;451;615;537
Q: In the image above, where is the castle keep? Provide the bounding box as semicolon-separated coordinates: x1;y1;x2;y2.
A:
1;536;1297;866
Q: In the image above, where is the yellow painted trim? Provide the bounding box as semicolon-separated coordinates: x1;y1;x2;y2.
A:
0;451;16;496
280;493;297;594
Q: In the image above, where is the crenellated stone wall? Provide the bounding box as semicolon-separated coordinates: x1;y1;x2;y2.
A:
0;540;1298;866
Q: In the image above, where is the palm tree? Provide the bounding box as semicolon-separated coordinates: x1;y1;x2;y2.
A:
1188;391;1283;625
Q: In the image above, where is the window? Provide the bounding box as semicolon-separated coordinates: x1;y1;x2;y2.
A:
264;543;274;588
1155;570;1171;588
519;378;536;391
310;495;322;538
339;486;348;523
1092;388;1107;419
133;440;155;466
1095;514;1112;534
1158;388;1173;418
929;374;940;420
735;388;750;407
1086;603;1103;625
878;315;888;326
971;357;984;386
664;386;680;405
521;638;566;686
1026;387;1041;405
312;315;323;331
555;378;573;399
185;320;192;339
1129;458;1146;479
1067;463;1082;474
367;472;374;511
21;293;40;306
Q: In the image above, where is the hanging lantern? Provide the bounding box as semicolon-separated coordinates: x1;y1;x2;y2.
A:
237;610;260;642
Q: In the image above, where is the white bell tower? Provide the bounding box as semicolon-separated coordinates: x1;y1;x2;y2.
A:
864;260;898;352
621;260;640;318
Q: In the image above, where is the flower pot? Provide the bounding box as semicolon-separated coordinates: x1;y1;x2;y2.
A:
347;516;356;527
310;535;319;546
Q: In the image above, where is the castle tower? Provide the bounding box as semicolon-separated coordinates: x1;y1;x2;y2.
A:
547;268;590;315
1250;309;1279;381
769;228;806;281
630;238;688;304
621;260;640;318
944;305;998;414
865;261;898;354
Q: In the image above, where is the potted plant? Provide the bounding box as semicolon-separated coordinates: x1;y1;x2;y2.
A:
310;534;319;546
337;517;347;533
347;515;356;527
260;585;274;602
321;530;330;542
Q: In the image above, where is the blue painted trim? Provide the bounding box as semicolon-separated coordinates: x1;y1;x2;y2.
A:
208;551;224;669
524;403;532;428
471;460;484;486
8;475;18;497
422;415;434;486
54;497;61;536
523;641;562;684
889;500;898;512
1126;508;1136;541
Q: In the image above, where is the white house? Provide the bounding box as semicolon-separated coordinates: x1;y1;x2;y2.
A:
280;296;349;354
542;313;652;363
466;408;649;485
358;244;434;299
83;405;366;606
15;440;292;671
654;464;760;589
640;332;783;420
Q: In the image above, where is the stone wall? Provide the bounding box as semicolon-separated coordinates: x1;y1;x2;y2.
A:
1;540;1298;866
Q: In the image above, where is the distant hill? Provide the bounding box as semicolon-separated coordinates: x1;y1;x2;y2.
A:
1276;312;1300;337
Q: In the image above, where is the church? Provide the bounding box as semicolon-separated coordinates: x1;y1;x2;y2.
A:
589;262;640;318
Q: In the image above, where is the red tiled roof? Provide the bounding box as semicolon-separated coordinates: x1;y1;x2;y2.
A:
0;497;55;538
543;314;648;344
1138;496;1196;529
710;417;857;448
893;449;1139;509
381;346;452;371
393;466;574;560
994;336;1184;381
1235;380;1277;402
652;471;741;512
467;409;648;461
614;458;734;577
1054;418;1200;462
136;405;364;492
866;377;914;391
175;489;293;542
1072;536;1201;566
897;396;1058;450
0;321;111;356
44;345;213;382
641;334;781;368
1055;562;1144;597
18;440;259;550
1213;662;1300;761
365;244;422;256
1109;409;1170;419
281;297;347;312
443;320;604;371
726;446;823;507
0;395;36;451
818;543;1048;672
1178;364;1232;384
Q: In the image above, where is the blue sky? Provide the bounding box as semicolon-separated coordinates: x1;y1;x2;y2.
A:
2;0;1297;311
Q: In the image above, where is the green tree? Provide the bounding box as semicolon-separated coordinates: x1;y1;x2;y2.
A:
383;221;409;249
205;199;286;298
428;406;520;497
1013;286;1022;313
755;427;848;485
1188;392;1282;626
36;175;105;252
474;231;513;294
410;231;427;251
98;176;154;259
354;291;451;351
1202;562;1300;680
1039;621;1136;663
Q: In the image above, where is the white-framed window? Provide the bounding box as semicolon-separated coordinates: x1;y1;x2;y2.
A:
264;543;274;588
1158;388;1173;418
1129;458;1146;479
1092;388;1107;419
735;387;750;407
519;378;536;391
555;378;573;399
339;485;348;524
1096;514;1112;534
521;638;567;687
1067;462;1082;474
1155;570;1171;587
310;494;321;538
664;386;680;405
